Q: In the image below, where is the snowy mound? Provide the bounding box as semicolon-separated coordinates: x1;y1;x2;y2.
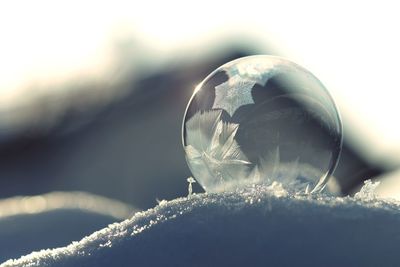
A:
3;182;400;267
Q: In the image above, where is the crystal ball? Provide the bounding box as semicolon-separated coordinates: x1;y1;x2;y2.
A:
182;56;342;194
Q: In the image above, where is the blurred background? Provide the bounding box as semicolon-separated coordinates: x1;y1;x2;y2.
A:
0;0;400;261
1;1;400;256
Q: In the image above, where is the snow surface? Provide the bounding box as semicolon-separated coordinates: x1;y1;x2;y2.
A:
3;182;400;267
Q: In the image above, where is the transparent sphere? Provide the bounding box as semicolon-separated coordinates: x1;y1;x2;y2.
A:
182;56;342;194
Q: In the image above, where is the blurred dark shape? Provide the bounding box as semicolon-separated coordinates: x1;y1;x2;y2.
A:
0;210;117;262
0;49;391;210
0;190;135;261
0;50;249;209
334;142;386;195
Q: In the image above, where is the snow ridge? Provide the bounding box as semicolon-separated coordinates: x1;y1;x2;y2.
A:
3;182;400;267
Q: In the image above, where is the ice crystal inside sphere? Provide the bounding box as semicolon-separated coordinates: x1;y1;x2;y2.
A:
182;56;342;194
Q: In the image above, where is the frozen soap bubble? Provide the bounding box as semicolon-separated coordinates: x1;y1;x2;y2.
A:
182;56;342;194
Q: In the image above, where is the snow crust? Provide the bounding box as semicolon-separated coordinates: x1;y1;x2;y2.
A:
3;182;400;267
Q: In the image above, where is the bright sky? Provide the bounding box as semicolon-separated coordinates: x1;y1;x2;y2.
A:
0;0;400;165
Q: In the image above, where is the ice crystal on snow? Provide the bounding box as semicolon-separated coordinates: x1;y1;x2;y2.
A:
354;179;381;200
187;177;196;197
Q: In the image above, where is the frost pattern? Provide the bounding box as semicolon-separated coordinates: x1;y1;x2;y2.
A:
224;57;282;86
212;75;255;117
185;110;251;192
184;109;325;193
247;146;327;194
